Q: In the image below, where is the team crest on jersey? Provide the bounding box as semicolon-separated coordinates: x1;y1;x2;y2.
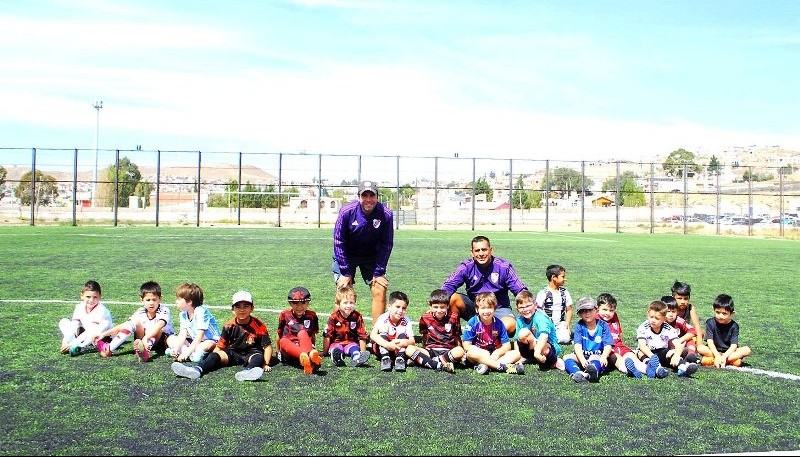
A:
373;219;381;229
445;323;452;332
350;321;357;329
303;319;311;328
490;272;499;283
594;335;603;344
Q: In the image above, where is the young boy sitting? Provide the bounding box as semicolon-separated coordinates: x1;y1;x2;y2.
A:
563;297;613;383
407;289;466;373
370;291;416;372
514;290;563;371
697;294;751;368
462;292;524;375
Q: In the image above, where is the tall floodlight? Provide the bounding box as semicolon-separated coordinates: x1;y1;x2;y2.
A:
92;100;103;207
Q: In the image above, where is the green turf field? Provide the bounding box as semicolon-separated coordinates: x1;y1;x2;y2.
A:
0;226;798;455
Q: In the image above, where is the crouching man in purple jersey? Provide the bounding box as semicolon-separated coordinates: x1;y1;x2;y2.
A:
441;235;528;338
333;180;394;321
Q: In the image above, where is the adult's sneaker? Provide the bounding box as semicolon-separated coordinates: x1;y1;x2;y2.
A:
96;340;112;358
646;356;661;379
134;339;150;362
171;362;201;380
571;371;589;383
677;362;699;377
474;363;489;375
350;350;370;367
625;357;643;379
394;356;406;372
585;364;600;382
380;356;392;372
331;348;345;367
235;366;264;382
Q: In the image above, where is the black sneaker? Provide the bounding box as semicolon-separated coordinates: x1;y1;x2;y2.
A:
394;356;406;372
331;348;345;367
380;356;392;372
685;353;701;364
349;350;370;367
586;364;600;382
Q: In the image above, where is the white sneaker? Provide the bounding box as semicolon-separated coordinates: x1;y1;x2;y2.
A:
171;362;201;379
235;367;264;382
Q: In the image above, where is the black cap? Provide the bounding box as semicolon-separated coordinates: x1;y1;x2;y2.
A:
288;286;311;302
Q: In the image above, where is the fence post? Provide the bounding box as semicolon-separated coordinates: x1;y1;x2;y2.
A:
196;151;201;227
317;154;323;228
747;166;753;236
544;160;550;232
471;158;476;231
72;148;78;226
434;157;439;231
277;153;283;228
113;150;120;227
649;162;655;234
580;161;585;233
507;159;513;231
237;152;243;226
396;155;400;231
779;165;784;237
29;148;36;226
615;162;621;233
155;150;161;227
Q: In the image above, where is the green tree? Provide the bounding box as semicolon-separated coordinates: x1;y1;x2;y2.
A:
662;148;703;178
97;157;142;207
207;179;239;208
134;181;152;208
511;176;542;209
707;155;722;176
14;170;59;207
474;177;494;202
542;167;592;198
0;165;7;202
602;171;645;207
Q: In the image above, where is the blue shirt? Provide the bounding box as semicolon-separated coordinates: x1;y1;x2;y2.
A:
462;315;509;352
572;319;614;358
179;305;221;342
333;200;394;277
516;310;561;356
441;256;527;310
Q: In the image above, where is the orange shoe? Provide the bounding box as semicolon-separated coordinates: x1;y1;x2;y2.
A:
730;359;742;367
309;349;322;367
300;352;313;375
701;356;714;367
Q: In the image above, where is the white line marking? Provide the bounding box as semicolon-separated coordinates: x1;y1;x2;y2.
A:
724;365;800;382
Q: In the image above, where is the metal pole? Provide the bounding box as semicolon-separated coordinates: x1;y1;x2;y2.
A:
196;151;202;227
155;150;161;227
30;148;36;226
507;159;513;232
237;152;243;226
113;150;119;226
92;101;103;207
278;153;283;228
434;157;439;231
72;148;78;226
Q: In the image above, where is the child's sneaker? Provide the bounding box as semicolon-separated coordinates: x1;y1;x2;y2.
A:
394;356;406;372
441;361;455;373
133;339;150;362
685;353;700;364
571;371;589;383
730;359;742;367
585;364;600;382
300;352;313;375
96;340;112;358
506;363;525;375
624;357;642;378
69;345;82;357
235;366;264;382
701;356;714;366
349;350;370;367
474;363;489;375
678;362;699;377
331;348;345;367
655;367;670;378
380;356;393;372
646;356;661;379
171;362;201;380
309;349;322;367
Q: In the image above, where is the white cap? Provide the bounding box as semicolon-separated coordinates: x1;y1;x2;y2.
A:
231;290;253;306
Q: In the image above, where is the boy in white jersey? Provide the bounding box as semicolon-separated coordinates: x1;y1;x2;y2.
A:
535;264;573;344
94;281;174;362
636;300;698;377
370;291;416;372
59;280;113;356
166;283;220;363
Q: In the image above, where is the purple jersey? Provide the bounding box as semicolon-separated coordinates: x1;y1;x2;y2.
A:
441;256;527;309
333;200;394;277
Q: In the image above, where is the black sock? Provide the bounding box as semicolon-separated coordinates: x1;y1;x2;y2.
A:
198;352;223;374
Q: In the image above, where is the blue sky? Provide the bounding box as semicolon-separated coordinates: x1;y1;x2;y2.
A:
1;0;799;167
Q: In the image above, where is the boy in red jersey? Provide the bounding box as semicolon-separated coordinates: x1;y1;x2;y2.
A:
323;286;370;367
277;286;321;375
406;289;465;373
662;296;701;364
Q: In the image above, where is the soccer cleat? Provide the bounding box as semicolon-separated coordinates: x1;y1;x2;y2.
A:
678;362;699;377
331;348;345;367
701;356;714;367
96;340;112;358
300;352;313;375
171;362;201;380
571;371;589;383
69;345;82;357
624;357;643;379
349;350;370;367
394;356;406;372
133;339;150;362
506;363;525;375
655;367;669;378
474;363;489;375
309;349;322;367
235;366;264;382
646;356;660;379
380;356;393;372
585;364;600;382
730;359;742;367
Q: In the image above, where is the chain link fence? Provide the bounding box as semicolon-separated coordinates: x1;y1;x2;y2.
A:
2;147;799;237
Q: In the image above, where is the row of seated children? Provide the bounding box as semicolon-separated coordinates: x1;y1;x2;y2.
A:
59;280;751;381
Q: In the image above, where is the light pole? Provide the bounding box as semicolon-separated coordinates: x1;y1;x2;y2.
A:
92;100;103;207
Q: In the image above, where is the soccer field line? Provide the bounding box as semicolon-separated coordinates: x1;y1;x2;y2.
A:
5;298;799;382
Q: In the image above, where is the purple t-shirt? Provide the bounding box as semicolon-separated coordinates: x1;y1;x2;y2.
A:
441;256;527;309
333;200;394;277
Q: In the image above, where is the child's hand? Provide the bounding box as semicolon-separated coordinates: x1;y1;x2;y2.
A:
533;353;546;364
263;365;272;372
715;355;727;368
177;352;188;362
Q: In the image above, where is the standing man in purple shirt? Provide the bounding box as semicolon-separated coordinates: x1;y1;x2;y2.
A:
333;180;394;322
441;235;528;337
